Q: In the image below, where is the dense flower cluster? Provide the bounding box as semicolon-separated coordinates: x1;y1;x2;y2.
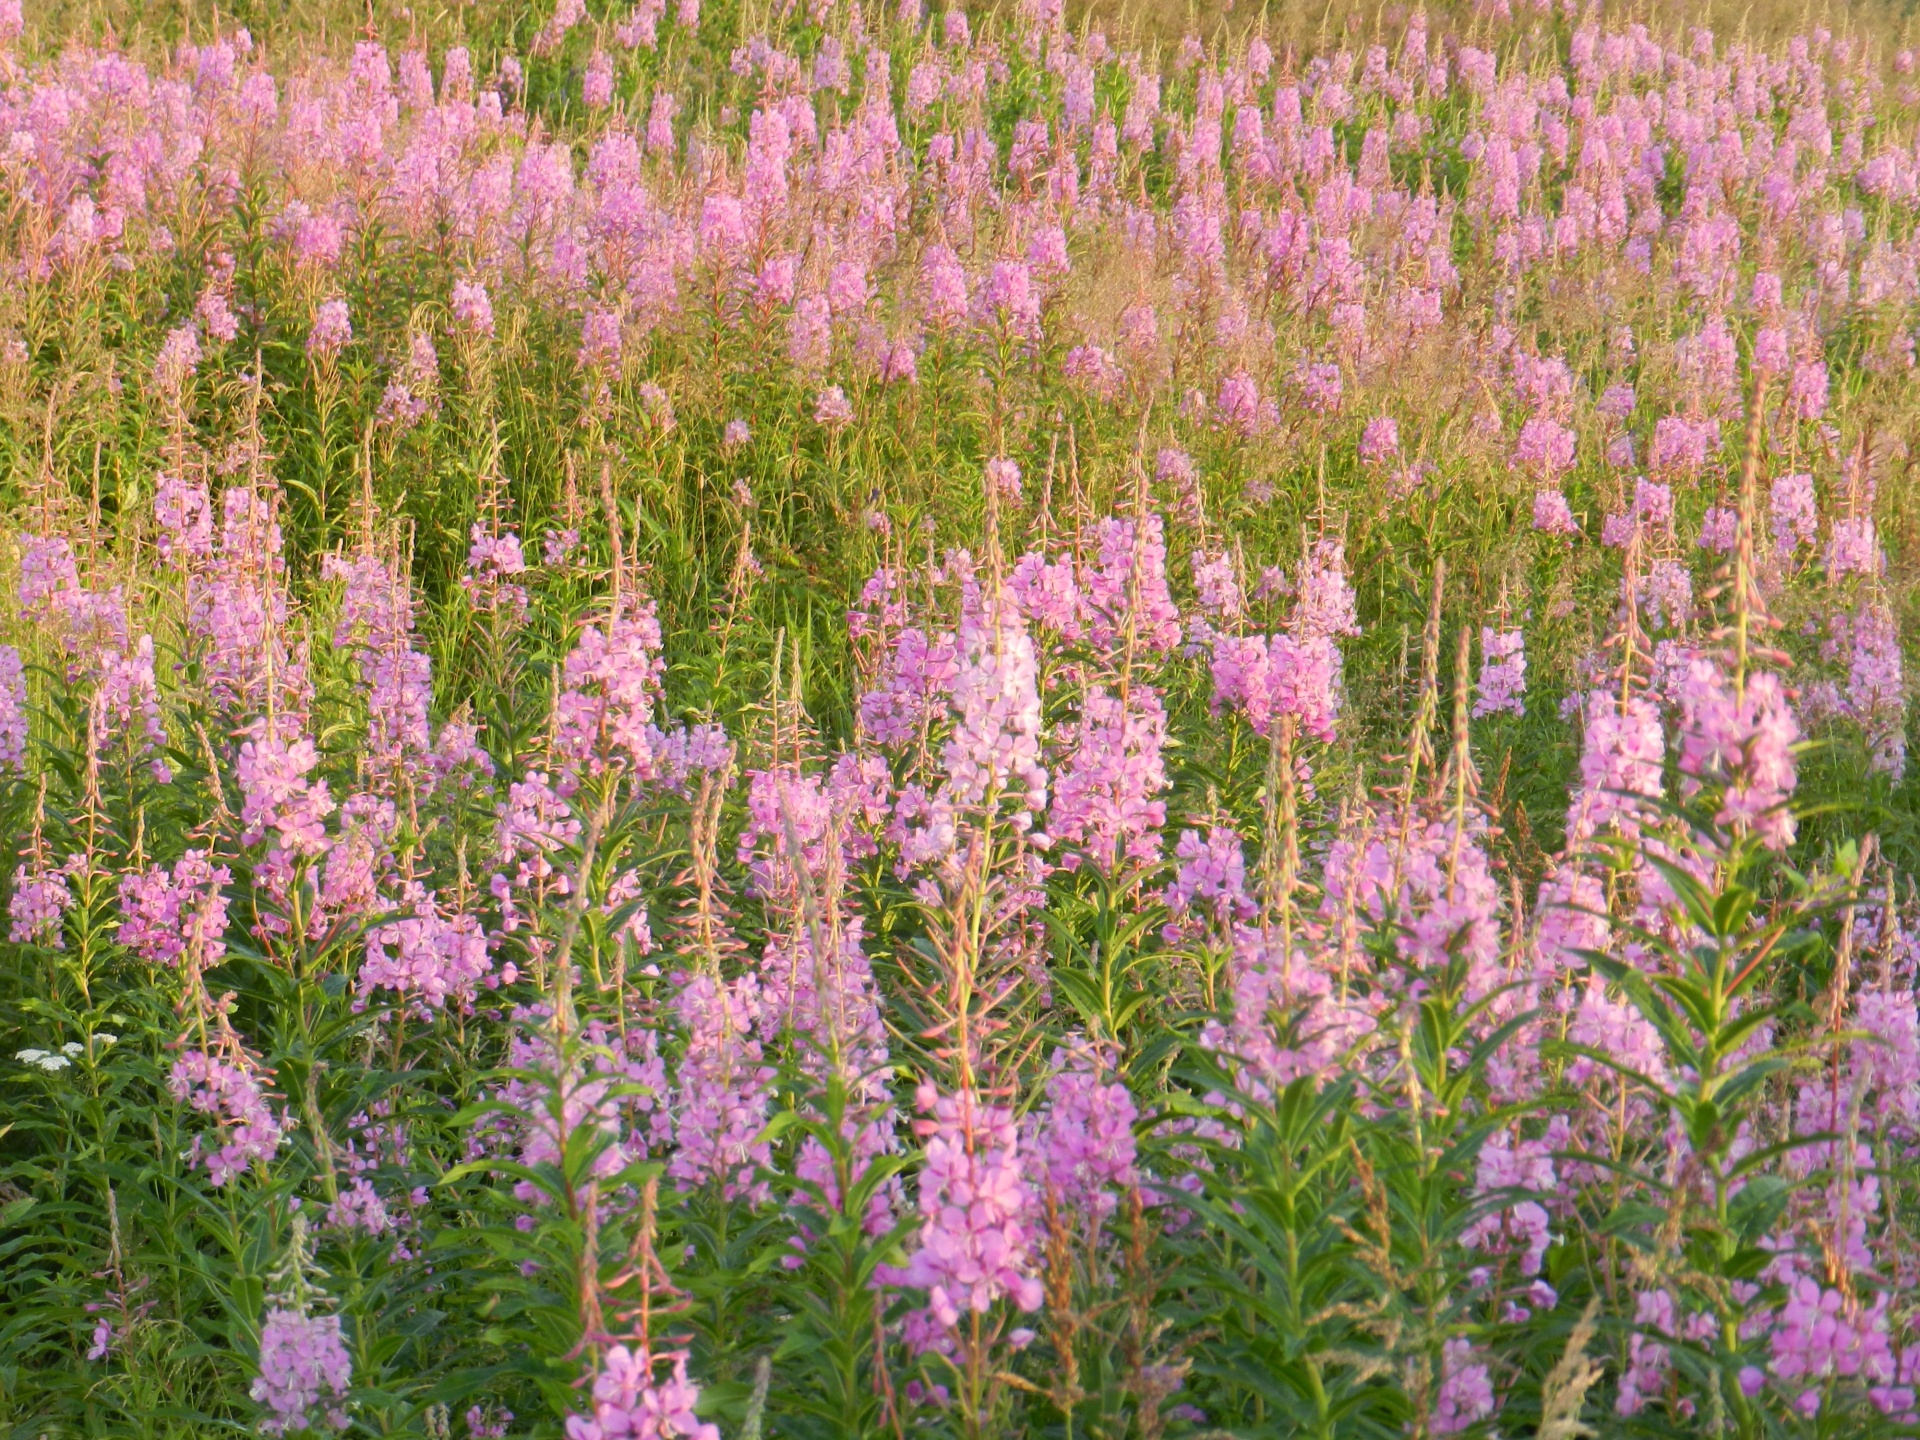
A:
890;1082;1044;1344
168;1048;286;1187
3;2;1920;1435
1474;627;1527;718
117;852;232;967
359;890;494;1011
566;1346;718;1440
1029;1045;1140;1223
252;1309;352;1436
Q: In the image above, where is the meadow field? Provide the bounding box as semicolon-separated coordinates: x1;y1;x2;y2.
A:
1;0;1919;1434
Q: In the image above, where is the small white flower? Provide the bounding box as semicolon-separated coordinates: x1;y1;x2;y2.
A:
60;1041;84;1056
16;1049;72;1072
96;1033;118;1045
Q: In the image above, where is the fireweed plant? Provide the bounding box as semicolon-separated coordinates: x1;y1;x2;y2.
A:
1;0;1920;1435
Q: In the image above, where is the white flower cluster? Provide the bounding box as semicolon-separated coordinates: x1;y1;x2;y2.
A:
16;1034;115;1071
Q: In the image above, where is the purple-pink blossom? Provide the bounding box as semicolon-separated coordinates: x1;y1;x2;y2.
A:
566;1346;718;1440
1675;657;1800;850
306;299;352;359
1532;489;1579;536
669;970;775;1204
170;1047;286;1186
1359;415;1399;465
888;1081;1044;1338
252;1308;352;1436
1030;1045;1139;1222
1048;686;1170;872
117;851;231;967
1474;628;1526;718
